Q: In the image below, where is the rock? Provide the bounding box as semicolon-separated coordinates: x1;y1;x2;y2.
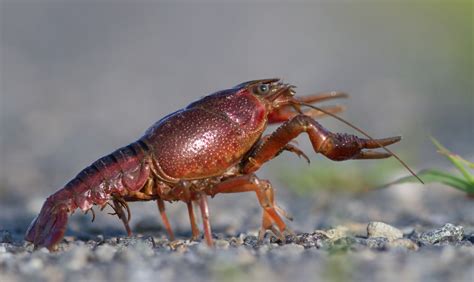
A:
243;235;258;248
419;223;464;245
229;235;244;247
387;238;419;251
315;226;351;241
215;239;230;249
464;233;474;244
366;237;388;250
297;233;327;249
367;222;403;242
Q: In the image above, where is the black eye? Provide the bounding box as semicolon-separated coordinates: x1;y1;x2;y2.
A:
256;84;269;95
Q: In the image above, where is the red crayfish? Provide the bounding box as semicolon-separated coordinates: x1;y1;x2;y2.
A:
26;78;418;250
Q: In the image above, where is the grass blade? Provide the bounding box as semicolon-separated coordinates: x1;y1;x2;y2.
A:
389;169;474;193
430;137;474;184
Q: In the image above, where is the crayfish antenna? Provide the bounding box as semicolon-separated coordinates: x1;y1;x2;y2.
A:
296;101;424;184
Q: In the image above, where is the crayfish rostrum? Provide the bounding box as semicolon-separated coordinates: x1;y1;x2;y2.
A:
26;78;409;250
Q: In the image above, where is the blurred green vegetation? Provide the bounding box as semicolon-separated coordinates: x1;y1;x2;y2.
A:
212;263;246;282
274;159;403;196
391;137;474;196
323;253;353;282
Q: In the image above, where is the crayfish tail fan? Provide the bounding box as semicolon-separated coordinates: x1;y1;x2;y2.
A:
25;199;69;251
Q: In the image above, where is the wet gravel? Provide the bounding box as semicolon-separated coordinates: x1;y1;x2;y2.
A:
1;184;473;282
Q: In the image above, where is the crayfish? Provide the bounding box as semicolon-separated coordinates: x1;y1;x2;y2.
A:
26;78;419;250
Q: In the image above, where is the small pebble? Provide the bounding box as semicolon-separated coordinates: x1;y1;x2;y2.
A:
366;237;388;250
388;238;419;251
215;239;230;249
316;225;351;241
367;222;403;242
243;235;258;247
464;233;474;244
419;223;464;245
297;233;321;249
229;236;244;247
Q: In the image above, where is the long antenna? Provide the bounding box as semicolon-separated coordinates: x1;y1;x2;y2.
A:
296;101;424;184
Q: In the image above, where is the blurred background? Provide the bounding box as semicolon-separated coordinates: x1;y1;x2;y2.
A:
0;1;472;234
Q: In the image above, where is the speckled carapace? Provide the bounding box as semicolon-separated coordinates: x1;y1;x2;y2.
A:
26;78;403;250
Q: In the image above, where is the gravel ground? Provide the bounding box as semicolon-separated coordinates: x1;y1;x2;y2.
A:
1;183;473;282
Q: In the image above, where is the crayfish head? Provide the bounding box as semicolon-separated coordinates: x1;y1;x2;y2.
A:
233;78;298;112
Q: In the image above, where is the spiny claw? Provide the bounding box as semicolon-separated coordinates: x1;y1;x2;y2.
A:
354;150;392;159
362;136;401;149
322;133;401;161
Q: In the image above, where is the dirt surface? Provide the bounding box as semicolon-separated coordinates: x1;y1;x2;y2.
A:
0;183;473;282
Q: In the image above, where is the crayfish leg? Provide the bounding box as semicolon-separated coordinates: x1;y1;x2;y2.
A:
157;199;175;240
112;198;132;237
198;193;213;247
208;174;289;242
187;201;200;241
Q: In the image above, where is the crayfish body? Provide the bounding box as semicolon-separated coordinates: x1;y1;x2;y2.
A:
26;78;401;250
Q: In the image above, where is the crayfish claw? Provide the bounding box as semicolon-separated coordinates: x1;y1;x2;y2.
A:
354;150;392;159
362;136;401;149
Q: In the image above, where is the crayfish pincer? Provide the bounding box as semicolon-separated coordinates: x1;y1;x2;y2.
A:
26;78;413;251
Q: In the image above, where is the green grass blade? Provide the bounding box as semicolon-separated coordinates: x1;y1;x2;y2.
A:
389;169;474;193
430;137;474;184
437;151;474;169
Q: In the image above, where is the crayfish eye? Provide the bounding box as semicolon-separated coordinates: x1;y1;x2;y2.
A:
255;84;270;95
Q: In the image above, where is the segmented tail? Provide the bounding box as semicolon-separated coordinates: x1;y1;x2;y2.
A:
25;141;153;250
